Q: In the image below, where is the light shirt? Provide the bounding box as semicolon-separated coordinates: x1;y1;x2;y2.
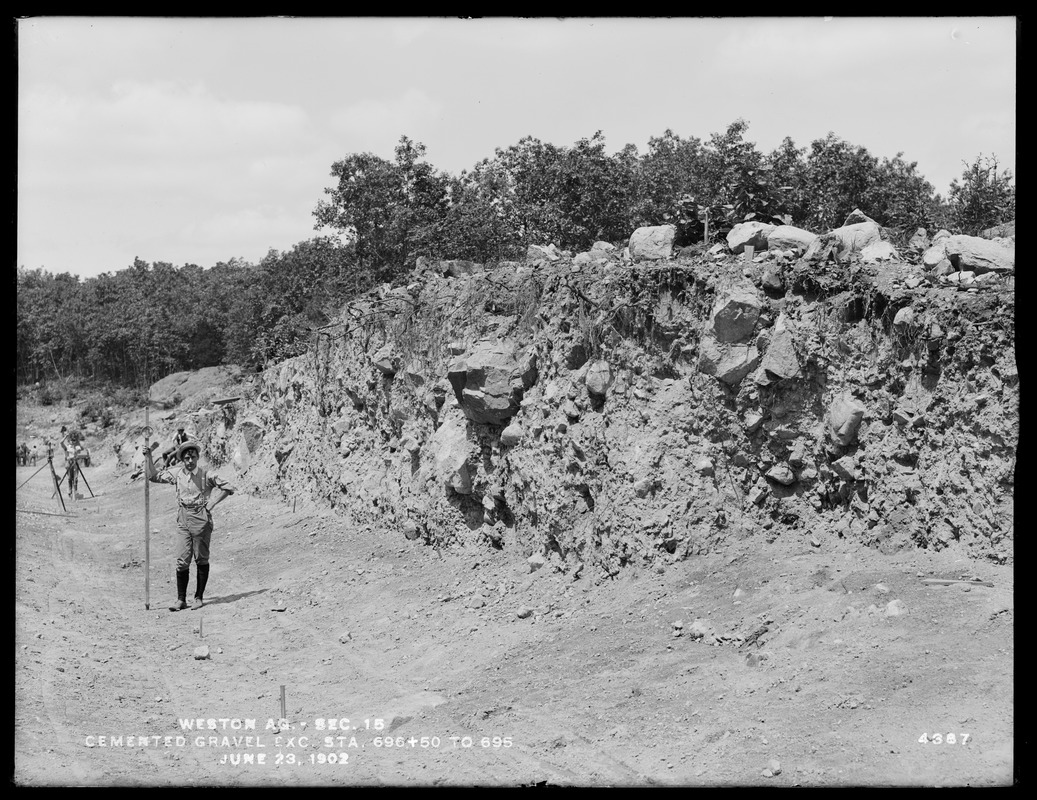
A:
151;462;236;508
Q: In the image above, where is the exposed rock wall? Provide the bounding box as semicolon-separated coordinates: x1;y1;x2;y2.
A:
218;246;1016;577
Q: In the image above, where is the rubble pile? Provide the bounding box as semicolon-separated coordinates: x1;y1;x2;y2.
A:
182;213;1018;576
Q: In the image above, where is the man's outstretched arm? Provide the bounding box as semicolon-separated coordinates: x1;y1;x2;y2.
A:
142;446;171;483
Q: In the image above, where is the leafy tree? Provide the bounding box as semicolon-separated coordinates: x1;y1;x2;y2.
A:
947;154;1015;235
237;238;357;368
864;152;937;232
488;135;567;247
313;136;448;285
632;130;706;235
16;269;85;388
552;132;638;247
472;132;644;250
669;119;785;244
408;168;520;263
803;133;879;230
765;136;811;226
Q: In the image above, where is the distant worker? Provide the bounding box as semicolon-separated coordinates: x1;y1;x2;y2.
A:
31;444;38;466
166;426;190;466
59;426;77;458
143;440;236;612
64;441;81;498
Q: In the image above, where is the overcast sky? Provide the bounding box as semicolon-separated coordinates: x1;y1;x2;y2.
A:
17;16;1016;280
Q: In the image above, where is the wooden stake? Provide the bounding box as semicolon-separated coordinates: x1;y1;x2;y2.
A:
16;508;75;518
280;685;287;722
145;402;151;611
922;578;994;588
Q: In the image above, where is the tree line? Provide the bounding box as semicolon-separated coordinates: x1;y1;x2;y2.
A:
17;120;1014;390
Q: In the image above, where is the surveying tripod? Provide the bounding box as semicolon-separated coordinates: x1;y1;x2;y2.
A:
51;452;94;502
16;454;73;513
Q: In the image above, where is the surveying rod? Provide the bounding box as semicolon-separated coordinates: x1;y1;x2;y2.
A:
144;402;151;610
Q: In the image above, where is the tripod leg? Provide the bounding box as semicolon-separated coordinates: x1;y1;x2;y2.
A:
51;466;70;499
78;465;95;498
49;461;67;513
16;463;49;492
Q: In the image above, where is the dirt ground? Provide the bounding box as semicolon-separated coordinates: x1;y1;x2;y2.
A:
14;430;1015;787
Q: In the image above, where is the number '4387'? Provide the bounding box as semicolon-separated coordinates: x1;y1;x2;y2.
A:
918;733;970;744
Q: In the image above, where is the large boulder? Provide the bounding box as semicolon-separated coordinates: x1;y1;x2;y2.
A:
727;221;776;254
907;228;930;253
709;281;762;343
829;393;866;446
755;315;801;384
979;220;1015;239
230;417;266;472
430;415;474;494
527;244;562;262
922;242;948;270
440;259;483;278
804;221;882;261
767;225;817;255
831;221;883;254
765;463;796;486
447;339;535;425
500;422;524;447
698;339;761;387
628;225;676;261
371;344;400;376
842;208;879;226
860;241;899;263
585;360;613;398
943;234;1014;274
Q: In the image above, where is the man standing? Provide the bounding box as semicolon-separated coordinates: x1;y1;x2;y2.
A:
143;440;235;611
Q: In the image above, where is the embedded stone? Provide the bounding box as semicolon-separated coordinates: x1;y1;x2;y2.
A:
628;225;676;261
727;221;776;254
698;338;761;387
500;422;524;446
585;360;612;397
829;394;866;446
944;234;1014;274
710;282;762;343
765;463;796;486
767;225;817;255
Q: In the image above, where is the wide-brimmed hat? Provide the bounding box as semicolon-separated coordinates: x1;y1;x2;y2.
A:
176;440;202;460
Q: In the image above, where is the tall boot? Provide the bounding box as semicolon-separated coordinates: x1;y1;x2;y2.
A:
192;564;210;610
170;569;189;611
